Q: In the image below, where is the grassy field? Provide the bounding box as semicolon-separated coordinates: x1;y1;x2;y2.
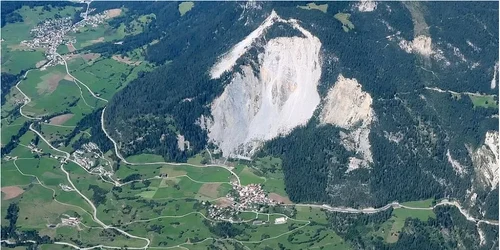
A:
179;2;195;16
2;142;350;249
16;66;96;124
1;5;78;45
73;24;124;49
234;165;266;185
1;3;156;152
2;87;24;116
334;13;355;32
1;117;27;146
251;157;289;198
1;160;33;187
118;14;155;36
187;153;206;165
69;56;154;101
115;163;233;183
0;4;351;248
1;156;98;230
297;3;328;13
72;10;152;50
1;6;79;74
401;198;434;208
126;153;164;163
376;207;436;243
469;94;498;109
153;177;202;199
1;50;45;75
56;44;70;55
40;124;75;143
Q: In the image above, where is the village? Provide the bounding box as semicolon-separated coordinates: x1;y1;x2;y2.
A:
47;214;82;230
206;181;289;225
21;5;110;68
3;137;291;226
4;140;113;183
4;139;289;226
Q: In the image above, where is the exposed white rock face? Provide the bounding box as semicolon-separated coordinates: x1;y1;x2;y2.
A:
466;40;481;52
398;35;433;57
321;75;373;128
177;135;190;151
447;149;467;176
384;131;404;143
470;131;499;189
355;0;378;12
210;11;279;79
346;151;370;173
320;75;374;171
492;62;498;89
205;12;322;158
396;35;454;67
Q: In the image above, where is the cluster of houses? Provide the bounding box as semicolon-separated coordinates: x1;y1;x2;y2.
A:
206;181;281;223
47;214;82;230
72;142;105;169
72;149;97;170
72;142;115;181
27;142;43;154
206;205;239;222
20;7;108;68
59;183;74;192
3;156;18;161
61;216;80;227
229;182;278;211
49;154;68;164
21;17;74;64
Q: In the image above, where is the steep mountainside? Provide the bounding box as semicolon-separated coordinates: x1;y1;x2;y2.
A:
204;11;322;158
101;0;498;233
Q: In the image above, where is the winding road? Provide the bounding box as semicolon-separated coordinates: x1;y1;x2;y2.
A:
100;107;499;226
14;70;40;120
5;40;498;250
99;107;241;185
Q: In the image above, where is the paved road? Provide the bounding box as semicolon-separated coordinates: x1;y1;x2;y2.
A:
56;52;108;103
99;107;500;227
99;107;242;185
9;53;497;250
296;200;498;226
14;70;41;120
28;124;151;249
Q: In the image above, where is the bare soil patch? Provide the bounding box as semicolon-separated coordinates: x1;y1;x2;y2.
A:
160;168;187;177
64;74;74;81
49;113;74;125
36;60;47;68
112;55;142;66
269;193;292;204
8;43;31;51
47;74;63;93
215;197;233;208
64;53;80;62
1;186;24;200
37;73;64;94
67;43;76;52
198;183;221;198
81;53;101;62
159;178;180;188
106;8;122;19
89;37;105;45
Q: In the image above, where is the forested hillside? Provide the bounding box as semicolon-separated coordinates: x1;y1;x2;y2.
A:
98;0;498;224
1;1;498;249
328;206;498;250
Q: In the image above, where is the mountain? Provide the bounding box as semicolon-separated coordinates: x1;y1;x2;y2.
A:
97;0;498;243
204;11;323;158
